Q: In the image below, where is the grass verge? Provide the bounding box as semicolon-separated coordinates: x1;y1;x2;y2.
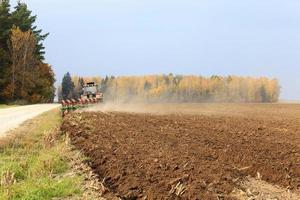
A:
0;109;83;200
0;104;18;109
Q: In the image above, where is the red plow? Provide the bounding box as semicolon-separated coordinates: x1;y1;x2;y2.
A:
61;97;100;117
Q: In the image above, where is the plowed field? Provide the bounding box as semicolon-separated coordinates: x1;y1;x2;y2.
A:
61;104;300;199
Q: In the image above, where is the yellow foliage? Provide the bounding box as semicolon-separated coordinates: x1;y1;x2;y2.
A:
79;74;280;103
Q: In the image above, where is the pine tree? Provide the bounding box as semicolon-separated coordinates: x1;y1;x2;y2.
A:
0;0;11;49
73;77;85;99
0;0;11;101
144;81;151;91
79;77;85;88
11;2;48;59
62;72;75;100
100;76;109;93
260;85;269;103
78;77;85;95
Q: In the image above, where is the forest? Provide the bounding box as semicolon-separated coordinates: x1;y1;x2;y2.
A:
61;73;280;103
0;0;55;104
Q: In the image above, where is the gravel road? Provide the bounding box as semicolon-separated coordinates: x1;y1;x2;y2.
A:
0;104;60;137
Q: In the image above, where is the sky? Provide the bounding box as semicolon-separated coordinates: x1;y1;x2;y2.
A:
11;0;300;100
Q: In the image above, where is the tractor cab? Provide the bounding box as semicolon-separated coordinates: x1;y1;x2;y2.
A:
82;82;103;102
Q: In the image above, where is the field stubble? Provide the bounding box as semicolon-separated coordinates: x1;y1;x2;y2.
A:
62;103;300;199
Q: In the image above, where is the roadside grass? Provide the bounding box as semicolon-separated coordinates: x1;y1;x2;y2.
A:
0;109;83;200
0;104;18;109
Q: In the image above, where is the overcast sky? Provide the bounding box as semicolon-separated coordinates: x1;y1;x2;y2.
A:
11;0;300;100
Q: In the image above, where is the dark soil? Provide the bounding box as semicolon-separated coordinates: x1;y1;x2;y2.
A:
62;108;300;199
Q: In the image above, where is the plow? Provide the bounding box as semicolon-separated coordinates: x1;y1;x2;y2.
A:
61;81;103;116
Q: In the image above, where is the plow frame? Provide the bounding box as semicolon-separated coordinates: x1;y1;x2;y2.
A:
61;97;100;117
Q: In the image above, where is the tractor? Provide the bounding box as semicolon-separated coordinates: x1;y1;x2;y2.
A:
81;82;103;102
61;81;103;117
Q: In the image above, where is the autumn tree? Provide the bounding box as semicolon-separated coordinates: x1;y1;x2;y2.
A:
9;27;36;99
0;1;54;103
2;27;36;100
30;62;55;103
1;27;55;103
91;75;280;103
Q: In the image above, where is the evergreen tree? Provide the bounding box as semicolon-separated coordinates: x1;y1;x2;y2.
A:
11;2;48;59
260;85;269;103
78;77;85;95
61;72;75;100
73;77;85;99
100;76;109;93
144;81;151;91
0;0;11;49
0;0;11;101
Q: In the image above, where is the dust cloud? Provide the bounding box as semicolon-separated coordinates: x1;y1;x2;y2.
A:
82;103;171;114
79;102;300;120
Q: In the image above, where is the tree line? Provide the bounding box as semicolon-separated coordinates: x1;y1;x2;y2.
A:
60;72;280;103
101;74;280;103
0;0;55;104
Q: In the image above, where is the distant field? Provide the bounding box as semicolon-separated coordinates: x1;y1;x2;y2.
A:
63;103;300;199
